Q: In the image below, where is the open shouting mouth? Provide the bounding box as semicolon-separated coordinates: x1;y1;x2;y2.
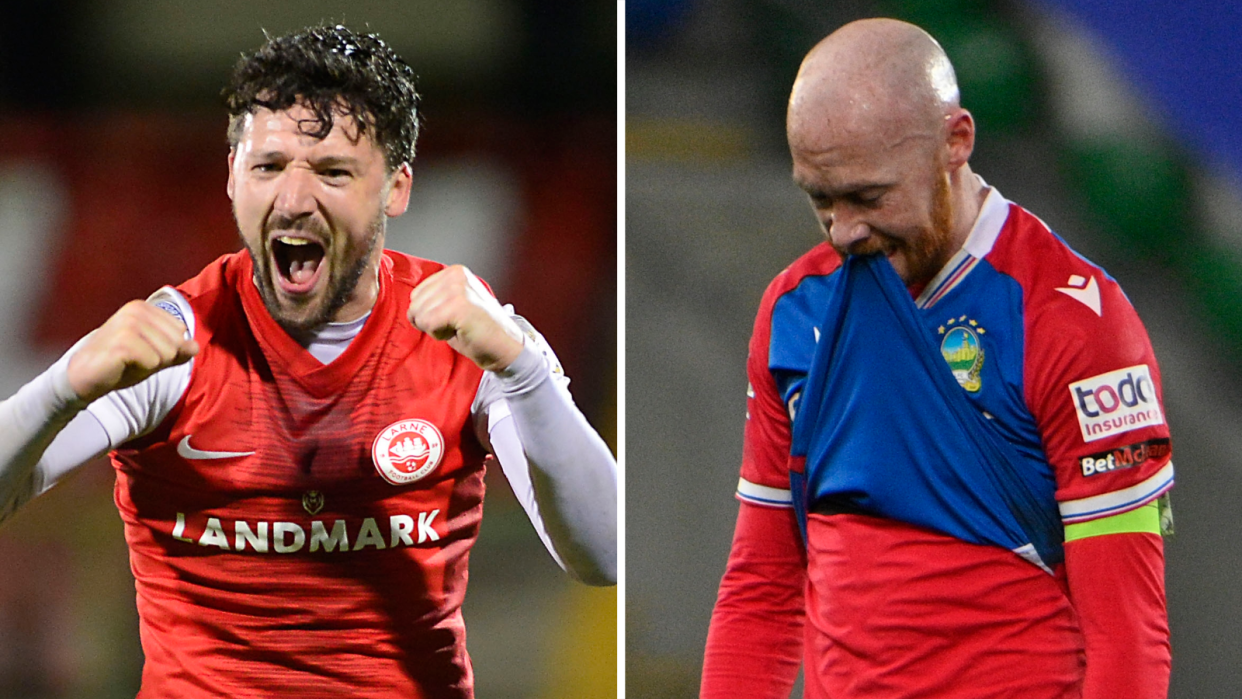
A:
271;235;327;296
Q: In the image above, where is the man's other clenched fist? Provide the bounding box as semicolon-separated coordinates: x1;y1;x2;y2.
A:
407;265;523;372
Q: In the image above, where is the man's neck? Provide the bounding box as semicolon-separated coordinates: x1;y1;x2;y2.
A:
949;165;987;253
330;265;382;325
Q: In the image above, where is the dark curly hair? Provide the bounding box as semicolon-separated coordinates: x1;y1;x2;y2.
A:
223;24;420;170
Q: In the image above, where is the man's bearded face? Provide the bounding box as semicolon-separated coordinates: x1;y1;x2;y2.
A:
228;104;400;334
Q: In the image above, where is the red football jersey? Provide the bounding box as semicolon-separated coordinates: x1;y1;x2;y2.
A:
111;250;488;698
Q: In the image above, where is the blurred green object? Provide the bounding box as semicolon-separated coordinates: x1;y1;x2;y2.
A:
1184;247;1242;357
940;19;1039;133
881;1;1039;133
1062;137;1192;260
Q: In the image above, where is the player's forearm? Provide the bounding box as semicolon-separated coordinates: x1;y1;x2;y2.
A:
495;343;618;586
702;502;806;698
0;352;88;524
1065;527;1170;699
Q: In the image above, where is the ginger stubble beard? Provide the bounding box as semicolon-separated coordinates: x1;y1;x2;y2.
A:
832;167;956;288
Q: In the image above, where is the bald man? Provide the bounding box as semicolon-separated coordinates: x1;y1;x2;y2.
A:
703;19;1172;699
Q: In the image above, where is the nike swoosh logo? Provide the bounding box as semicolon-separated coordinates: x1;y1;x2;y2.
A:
1055;275;1101;316
177;435;255;460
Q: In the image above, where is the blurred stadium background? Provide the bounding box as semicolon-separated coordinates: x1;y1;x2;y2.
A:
628;0;1242;696
0;2;615;698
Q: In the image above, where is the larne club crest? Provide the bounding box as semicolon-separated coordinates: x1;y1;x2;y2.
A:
372;419;445;485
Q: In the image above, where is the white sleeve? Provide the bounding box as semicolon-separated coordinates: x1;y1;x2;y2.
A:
0;346;95;524
473;315;617;586
0;287;194;525
85;358;191;448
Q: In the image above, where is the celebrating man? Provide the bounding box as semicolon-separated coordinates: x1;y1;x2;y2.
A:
703;18;1171;699
0;25;616;698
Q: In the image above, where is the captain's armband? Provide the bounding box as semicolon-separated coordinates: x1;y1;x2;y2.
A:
1063;500;1165;543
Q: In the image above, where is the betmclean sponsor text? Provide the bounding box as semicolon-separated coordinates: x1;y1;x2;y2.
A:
1079;438;1172;477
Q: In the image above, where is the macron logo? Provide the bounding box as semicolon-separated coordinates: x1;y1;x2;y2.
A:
1056;275;1101;316
177;435;255;460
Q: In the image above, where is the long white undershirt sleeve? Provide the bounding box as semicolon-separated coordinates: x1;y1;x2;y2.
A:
0;346;110;524
472;319;618;586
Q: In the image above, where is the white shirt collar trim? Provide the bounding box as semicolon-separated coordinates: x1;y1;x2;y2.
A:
961;179;1010;259
912;177;1011;309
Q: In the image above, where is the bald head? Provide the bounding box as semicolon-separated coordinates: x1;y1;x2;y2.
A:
787;18;960;154
785;19;986;289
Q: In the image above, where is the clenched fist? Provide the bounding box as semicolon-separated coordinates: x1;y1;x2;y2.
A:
67;300;199;403
407;265;523;372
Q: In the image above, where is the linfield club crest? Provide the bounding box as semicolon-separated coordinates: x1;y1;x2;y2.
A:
938;316;986;392
372;419;445;485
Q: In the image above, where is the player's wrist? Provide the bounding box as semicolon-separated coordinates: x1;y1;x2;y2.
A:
493;340;549;391
65;356;92;403
480;333;524;373
65;350;114;405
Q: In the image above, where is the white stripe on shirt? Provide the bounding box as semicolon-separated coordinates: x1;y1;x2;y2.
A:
1058;461;1174;524
736;477;793;508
